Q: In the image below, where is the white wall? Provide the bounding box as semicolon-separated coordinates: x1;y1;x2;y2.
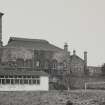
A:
40;76;49;91
0;76;49;91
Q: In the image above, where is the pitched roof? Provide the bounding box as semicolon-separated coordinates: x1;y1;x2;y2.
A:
0;70;48;76
8;37;49;43
5;37;63;51
70;54;84;62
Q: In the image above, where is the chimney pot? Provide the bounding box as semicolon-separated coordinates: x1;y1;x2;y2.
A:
84;51;88;74
64;43;68;52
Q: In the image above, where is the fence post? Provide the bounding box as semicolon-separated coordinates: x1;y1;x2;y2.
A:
85;83;87;92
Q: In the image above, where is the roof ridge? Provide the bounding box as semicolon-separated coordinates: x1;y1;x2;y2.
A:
0;69;48;76
5;37;63;51
70;54;84;61
9;37;49;43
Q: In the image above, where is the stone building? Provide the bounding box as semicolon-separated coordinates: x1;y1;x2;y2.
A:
69;50;88;76
0;13;71;89
0;12;103;90
1;37;70;75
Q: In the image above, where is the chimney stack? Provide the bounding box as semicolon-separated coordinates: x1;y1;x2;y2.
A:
64;43;68;52
0;12;4;46
84;51;88;74
73;50;76;55
84;51;87;66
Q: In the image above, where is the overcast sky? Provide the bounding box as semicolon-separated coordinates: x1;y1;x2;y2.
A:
0;0;105;66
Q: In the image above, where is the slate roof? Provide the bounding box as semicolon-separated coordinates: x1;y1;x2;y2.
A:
0;70;48;76
5;37;63;52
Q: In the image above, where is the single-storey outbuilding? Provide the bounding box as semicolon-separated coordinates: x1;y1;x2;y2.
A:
0;70;49;91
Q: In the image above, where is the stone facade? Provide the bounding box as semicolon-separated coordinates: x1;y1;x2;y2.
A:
0;37;70;78
0;12;103;90
69;50;86;76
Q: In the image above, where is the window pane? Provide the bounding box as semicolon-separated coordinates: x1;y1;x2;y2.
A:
27;75;31;78
29;80;32;84
9;75;13;78
6;79;10;84
5;75;8;78
32;75;39;78
36;61;40;67
11;79;14;84
15;79;19;84
2;79;5;84
37;80;40;84
33;80;36;84
14;75;18;78
24;79;28;84
20;79;23;84
23;75;27;78
17;76;22;78
0;75;4;78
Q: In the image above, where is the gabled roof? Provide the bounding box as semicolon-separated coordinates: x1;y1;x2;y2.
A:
5;37;63;52
0;70;48;76
70;54;84;63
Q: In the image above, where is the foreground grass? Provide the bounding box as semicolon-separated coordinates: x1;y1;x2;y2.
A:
0;90;105;105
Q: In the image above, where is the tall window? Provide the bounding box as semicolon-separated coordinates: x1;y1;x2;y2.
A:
52;60;57;69
36;61;40;67
44;60;49;69
63;61;67;68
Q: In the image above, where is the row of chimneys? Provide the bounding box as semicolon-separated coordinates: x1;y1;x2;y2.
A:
64;43;87;67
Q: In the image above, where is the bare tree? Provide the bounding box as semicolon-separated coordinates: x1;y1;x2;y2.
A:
63;70;71;91
62;43;71;91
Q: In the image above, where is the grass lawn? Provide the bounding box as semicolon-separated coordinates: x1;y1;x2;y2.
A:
0;90;105;105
